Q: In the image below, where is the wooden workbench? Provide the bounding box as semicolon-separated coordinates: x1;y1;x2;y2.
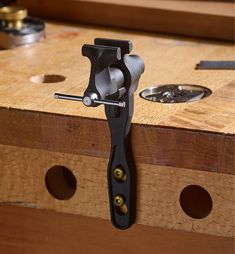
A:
0;22;234;253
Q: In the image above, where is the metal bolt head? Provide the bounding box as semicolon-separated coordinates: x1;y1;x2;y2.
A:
113;168;125;180
82;96;92;106
82;92;98;107
113;195;125;207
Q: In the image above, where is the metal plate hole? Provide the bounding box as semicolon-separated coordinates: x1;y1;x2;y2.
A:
139;84;212;103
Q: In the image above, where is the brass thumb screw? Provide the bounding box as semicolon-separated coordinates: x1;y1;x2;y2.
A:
0;6;27;30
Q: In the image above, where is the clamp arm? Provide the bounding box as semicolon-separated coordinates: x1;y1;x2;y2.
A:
55;38;144;229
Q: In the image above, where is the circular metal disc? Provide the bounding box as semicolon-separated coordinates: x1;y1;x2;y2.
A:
139;84;212;103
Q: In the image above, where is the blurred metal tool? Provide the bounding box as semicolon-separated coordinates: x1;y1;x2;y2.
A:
0;6;27;30
196;61;235;70
0;3;45;49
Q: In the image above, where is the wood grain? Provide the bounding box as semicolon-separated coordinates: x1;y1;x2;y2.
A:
0;205;234;254
16;0;234;41
0;22;234;245
0;144;233;237
0;107;234;174
0;23;234;134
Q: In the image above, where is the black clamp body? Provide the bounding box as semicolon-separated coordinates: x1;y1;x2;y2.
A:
55;38;144;229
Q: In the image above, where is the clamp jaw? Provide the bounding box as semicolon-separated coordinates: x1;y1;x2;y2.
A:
55;38;144;229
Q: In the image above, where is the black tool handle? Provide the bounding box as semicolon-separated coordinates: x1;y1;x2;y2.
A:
106;102;136;229
96;38;144;229
55;38;144;230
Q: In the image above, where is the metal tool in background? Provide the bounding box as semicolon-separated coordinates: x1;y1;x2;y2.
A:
55;38;145;230
196;61;235;70
0;1;45;49
139;85;212;103
140;60;234;104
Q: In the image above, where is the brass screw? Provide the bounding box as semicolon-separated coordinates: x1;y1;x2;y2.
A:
113;168;125;180
0;6;27;30
113;195;125;207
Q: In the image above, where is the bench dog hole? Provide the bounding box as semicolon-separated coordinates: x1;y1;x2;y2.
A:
180;185;213;219
30;74;66;84
45;165;77;200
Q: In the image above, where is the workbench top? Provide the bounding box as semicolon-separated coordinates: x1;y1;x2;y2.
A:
0;22;234;134
0;22;234;244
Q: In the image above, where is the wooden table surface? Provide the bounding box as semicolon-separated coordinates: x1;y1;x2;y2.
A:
0;22;234;134
0;23;234;251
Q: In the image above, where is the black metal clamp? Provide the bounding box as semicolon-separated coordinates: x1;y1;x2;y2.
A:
55;38;144;229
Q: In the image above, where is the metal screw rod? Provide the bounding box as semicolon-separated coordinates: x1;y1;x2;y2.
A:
94;98;125;108
54;93;83;102
54;92;125;108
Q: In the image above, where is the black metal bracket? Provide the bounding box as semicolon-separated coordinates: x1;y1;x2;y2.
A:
54;38;145;229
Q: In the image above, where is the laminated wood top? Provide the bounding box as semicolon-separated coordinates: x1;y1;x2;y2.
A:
0;22;234;134
0;23;234;174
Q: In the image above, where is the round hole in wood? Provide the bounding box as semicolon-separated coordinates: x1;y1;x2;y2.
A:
30;74;66;84
180;185;213;219
45;166;77;200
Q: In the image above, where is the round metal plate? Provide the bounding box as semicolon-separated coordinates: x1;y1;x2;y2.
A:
139;84;212;103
